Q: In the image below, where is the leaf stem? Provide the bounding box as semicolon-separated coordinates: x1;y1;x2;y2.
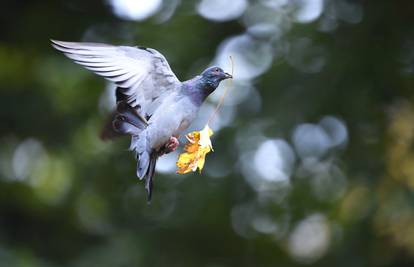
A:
207;56;234;125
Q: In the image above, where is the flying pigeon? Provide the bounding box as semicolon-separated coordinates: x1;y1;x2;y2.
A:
51;40;232;202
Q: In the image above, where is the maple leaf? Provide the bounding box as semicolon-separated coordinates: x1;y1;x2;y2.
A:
176;124;214;174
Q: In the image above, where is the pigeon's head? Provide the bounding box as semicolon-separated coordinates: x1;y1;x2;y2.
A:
201;66;232;89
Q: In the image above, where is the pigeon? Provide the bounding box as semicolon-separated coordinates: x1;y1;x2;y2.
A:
51;40;232;202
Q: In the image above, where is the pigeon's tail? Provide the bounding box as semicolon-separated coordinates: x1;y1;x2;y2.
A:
130;132;158;203
144;152;158;203
112;101;156;202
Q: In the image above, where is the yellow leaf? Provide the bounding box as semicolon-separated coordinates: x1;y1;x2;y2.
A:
176;124;214;174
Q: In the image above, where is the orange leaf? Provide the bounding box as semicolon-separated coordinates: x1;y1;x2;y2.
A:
176;125;214;174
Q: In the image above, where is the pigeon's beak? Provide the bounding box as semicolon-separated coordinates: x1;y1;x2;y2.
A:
224;72;233;79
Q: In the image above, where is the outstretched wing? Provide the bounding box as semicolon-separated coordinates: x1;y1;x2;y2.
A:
51;40;181;117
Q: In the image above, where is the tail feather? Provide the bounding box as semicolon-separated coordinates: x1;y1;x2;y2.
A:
144;152;158;203
131;132;151;179
136;148;150;178
134;138;158;203
111;101;158;202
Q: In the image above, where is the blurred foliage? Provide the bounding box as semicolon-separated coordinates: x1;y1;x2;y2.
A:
1;0;414;267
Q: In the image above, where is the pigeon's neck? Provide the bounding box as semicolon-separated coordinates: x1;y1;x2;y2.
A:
182;76;217;106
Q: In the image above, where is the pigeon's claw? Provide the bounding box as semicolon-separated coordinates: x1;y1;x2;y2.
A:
168;136;180;151
165;136;179;152
159;136;179;156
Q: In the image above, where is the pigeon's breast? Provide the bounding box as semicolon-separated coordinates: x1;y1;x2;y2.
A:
147;95;199;149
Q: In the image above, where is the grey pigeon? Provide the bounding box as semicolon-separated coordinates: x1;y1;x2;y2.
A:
51;40;232;202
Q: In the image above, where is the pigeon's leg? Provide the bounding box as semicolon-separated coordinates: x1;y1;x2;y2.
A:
159;136;180;155
165;136;179;152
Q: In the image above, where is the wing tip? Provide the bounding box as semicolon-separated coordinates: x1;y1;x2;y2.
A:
50;39;69;52
50;39;65;46
50;39;75;49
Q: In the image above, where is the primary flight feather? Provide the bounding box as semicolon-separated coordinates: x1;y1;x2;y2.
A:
51;40;232;202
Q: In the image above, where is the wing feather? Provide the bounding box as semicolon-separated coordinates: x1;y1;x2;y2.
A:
51;40;180;116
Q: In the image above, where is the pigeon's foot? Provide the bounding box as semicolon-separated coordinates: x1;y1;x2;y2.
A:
159;136;179;155
165;136;179;152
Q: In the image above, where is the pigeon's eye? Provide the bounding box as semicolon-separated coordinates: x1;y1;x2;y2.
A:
214;68;220;72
